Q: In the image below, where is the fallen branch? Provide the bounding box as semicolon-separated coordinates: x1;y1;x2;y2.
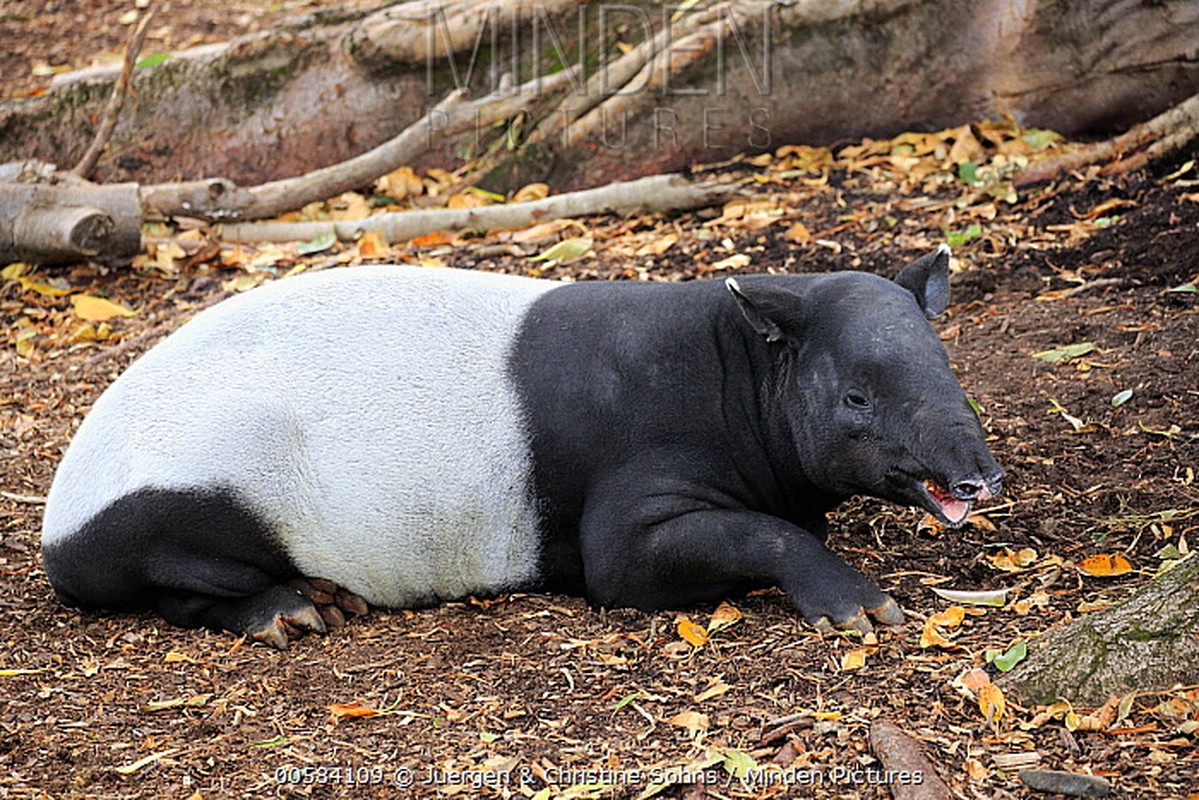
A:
72;8;156;180
868;720;952;800
1016;91;1199;186
0;181;141;264
219;173;733;243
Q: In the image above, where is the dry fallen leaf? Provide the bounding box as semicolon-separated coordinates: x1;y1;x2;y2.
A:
707;602;742;634
1075;553;1134;577
357;230;390;258
512;183;550;203
328;702;379;719
115;748;180;775
988;547;1038;572
784;221;812;243
667;711;710;734
694;679;730;702
957;667;992;692
677;618;709;648
979;683;1006;727
840;648;868;671
71;294;136;321
634;233;678;257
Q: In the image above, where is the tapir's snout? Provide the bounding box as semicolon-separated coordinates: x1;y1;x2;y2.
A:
949;469;1004;503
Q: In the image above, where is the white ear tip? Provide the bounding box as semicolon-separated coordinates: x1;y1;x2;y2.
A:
725;277;742;292
936;243;951;256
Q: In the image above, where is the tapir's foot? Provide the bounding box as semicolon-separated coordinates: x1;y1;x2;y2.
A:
288;577;371;632
808;596;905;636
233;585;327;650
791;565;905;636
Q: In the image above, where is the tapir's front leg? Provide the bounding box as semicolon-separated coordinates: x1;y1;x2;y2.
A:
580;507;903;634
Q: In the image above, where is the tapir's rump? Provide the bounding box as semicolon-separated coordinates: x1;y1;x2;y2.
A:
42;253;1001;647
43;267;552;609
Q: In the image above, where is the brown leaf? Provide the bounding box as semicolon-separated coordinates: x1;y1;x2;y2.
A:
707;602;742;633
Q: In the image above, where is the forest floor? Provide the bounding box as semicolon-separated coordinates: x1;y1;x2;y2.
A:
2;5;1199;800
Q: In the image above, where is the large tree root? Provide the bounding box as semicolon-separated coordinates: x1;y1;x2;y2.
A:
1002;556;1199;706
1016;91;1199;186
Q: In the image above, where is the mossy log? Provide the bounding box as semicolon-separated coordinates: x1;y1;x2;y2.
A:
1003;557;1199;707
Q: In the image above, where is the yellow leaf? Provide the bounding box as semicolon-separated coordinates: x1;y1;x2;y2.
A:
446;191;490;209
979;683;1006;726
221;274;262;293
840;648;867;671
920;620;955;649
18;275;73;296
164;652;197;664
677;618;709;647
530;236;593;264
328;702;379;719
115;748;179;775
707;602;742;634
71;294;135;321
694;679;730;702
1;262;31;280
512;183;550;203
0;668;46;677
357;230;390;258
988;547;1038;571
929;606;967;628
1075;553;1133;577
377;166;424;199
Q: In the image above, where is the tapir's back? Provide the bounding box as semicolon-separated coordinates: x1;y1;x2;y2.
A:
43;266;555;607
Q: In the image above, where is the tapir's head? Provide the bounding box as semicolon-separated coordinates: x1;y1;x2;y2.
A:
726;246;1003;526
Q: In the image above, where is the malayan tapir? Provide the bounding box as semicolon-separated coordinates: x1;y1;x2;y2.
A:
41;245;1002;647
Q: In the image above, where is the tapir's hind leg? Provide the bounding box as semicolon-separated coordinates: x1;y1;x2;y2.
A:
42;488;322;648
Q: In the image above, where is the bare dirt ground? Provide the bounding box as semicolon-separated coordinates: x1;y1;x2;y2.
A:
2;5;1198;800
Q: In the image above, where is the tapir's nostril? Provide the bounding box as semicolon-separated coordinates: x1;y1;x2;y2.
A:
952;480;984;501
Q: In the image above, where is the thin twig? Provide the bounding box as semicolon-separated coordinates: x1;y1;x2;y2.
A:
73;7;157;179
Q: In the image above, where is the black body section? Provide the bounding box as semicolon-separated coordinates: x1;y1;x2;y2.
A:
42;488;310;637
510;261;1001;632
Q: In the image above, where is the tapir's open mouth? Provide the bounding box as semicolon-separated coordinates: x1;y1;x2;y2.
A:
922;480;972;527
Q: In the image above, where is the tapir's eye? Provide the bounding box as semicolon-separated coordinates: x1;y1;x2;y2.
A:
844;390;871;410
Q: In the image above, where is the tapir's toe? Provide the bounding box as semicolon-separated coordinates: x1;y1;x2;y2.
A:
804;596;904;636
810;610;874;636
225;585;327;650
868;597;905;626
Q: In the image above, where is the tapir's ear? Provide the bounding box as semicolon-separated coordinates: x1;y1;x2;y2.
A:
725;278;787;342
894;244;951;319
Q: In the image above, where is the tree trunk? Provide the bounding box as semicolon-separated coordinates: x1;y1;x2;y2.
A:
1002;557;1199;707
1;0;1196;193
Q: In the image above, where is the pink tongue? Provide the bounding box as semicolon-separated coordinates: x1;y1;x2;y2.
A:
939;497;971;524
